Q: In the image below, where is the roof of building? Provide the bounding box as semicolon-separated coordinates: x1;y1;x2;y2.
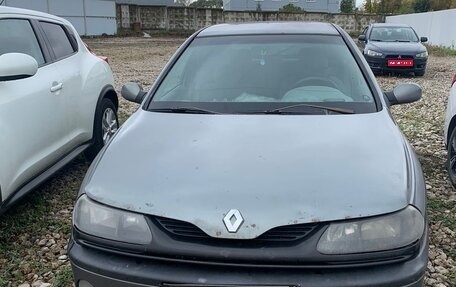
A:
198;22;339;37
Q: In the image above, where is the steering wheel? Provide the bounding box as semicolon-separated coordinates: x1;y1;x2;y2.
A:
292;76;339;90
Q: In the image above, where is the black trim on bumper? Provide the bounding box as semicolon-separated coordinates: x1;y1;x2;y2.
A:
364;55;427;74
69;228;428;287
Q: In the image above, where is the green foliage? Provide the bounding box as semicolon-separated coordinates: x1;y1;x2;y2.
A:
175;0;192;6
189;0;223;8
279;3;305;13
426;44;456;57
363;0;456;13
340;0;355;13
53;265;74;287
414;0;431;11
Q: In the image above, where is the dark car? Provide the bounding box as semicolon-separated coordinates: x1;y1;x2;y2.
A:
358;23;428;76
69;22;427;287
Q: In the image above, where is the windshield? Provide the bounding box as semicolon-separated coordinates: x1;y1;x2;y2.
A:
369;27;419;42
149;35;377;114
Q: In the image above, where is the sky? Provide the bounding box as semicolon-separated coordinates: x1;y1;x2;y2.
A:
356;0;364;8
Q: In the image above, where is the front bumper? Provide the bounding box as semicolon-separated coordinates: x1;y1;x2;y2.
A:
69;230;428;287
364;55;427;74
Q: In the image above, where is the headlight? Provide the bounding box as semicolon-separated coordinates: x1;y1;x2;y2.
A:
416;51;428;58
73;195;152;244
317;206;424;255
366;50;383;57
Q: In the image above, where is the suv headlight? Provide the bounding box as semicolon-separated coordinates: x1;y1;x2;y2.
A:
73;195;152;244
317;206;424;255
366;49;383;57
416;51;428;58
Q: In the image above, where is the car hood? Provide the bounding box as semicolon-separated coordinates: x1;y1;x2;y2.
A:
367;41;425;55
85;110;411;239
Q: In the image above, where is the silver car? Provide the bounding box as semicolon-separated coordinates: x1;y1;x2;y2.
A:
69;23;427;287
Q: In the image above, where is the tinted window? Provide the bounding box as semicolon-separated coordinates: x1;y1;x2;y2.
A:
0;19;45;65
370;27;419;42
150;35;376;114
40;22;75;59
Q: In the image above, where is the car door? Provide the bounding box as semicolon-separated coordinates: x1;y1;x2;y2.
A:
38;21;84;147
0;18;68;200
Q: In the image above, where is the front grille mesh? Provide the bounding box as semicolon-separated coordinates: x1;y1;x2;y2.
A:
386;55;414;59
155;217;319;242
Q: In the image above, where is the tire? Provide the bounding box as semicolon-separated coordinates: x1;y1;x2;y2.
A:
84;98;119;160
447;127;456;188
415;70;425;77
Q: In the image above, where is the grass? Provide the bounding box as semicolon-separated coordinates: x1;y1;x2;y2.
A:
428;199;456;231
53;265;74;287
426;44;456;57
0;156;88;287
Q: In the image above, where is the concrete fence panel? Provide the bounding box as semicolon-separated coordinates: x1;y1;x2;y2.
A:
117;5;385;35
386;9;456;49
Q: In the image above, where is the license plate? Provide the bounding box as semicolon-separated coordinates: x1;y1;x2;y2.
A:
388;59;414;67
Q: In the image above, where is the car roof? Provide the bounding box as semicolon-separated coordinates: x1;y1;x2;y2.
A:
0;6;69;25
198;22;340;37
370;23;412;28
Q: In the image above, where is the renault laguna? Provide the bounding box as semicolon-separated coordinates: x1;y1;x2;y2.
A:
69;22;428;287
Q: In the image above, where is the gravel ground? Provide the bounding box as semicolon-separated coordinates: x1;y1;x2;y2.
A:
0;36;454;287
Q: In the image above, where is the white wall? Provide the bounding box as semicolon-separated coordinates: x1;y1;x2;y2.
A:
386;9;456;49
1;0;117;36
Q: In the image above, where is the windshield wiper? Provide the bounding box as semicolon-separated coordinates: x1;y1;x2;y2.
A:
150;107;220;114
255;104;355;115
371;39;383;42
395;40;411;42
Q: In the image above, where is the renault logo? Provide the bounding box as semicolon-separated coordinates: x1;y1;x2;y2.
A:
223;209;244;233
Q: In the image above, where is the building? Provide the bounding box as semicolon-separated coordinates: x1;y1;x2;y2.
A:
223;0;342;13
1;0;117;35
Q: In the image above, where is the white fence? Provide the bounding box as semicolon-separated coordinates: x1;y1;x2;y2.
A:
386;9;456;49
1;0;117;36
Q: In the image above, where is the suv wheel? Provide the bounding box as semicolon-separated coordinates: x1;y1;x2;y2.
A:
85;98;119;160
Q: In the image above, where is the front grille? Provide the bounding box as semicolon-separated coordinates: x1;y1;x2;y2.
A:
155;217;319;242
385;55;414;59
155;217;208;238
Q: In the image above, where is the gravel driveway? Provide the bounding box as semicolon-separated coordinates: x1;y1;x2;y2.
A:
0;36;454;287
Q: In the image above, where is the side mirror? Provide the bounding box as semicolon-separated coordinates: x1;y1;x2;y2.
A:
121;82;147;104
385;83;422;106
420;37;428;43
358;35;367;42
0;53;38;82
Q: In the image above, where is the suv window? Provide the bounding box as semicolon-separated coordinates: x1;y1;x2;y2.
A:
0;19;45;65
40;22;75;59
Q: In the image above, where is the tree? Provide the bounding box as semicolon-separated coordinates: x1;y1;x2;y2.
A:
279;4;305;13
189;0;223;8
340;0;354;13
430;0;452;10
176;0;192;6
414;0;431;12
364;0;373;12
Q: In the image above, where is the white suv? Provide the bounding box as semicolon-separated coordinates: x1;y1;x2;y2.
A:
0;7;119;214
445;74;456;187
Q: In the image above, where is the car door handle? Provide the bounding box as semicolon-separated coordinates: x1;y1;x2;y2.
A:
50;82;63;92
